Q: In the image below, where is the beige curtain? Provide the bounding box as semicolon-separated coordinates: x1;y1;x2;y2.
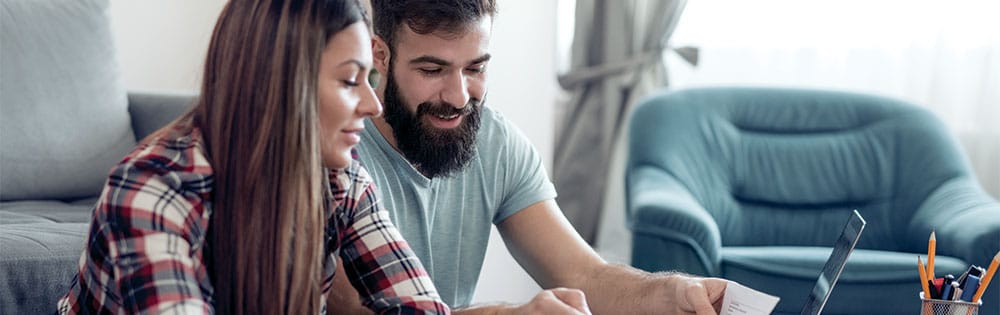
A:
554;0;690;243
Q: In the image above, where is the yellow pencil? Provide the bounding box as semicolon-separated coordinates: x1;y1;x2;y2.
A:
927;231;936;280
971;251;999;303
918;256;931;299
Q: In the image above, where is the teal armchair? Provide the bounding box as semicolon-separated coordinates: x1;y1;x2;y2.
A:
626;87;1000;314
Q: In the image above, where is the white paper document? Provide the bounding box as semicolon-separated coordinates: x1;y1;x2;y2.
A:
719;281;780;315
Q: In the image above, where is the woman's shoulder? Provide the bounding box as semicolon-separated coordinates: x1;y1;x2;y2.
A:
329;160;373;197
115;123;214;196
95;122;214;241
327;159;379;217
342;159;372;186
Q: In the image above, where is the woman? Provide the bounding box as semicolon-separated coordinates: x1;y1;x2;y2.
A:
56;0;449;314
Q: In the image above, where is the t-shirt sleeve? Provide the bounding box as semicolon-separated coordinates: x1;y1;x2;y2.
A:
492;115;558;224
333;163;450;314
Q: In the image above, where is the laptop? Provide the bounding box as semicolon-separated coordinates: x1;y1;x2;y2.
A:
799;209;867;315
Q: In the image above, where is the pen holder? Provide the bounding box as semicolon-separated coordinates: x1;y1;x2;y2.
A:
919;292;981;315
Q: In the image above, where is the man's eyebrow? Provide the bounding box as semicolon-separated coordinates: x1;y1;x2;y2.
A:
408;54;493;67
409;55;451;66
469;54;491;65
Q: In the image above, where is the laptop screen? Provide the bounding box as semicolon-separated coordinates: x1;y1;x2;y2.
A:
800;210;866;315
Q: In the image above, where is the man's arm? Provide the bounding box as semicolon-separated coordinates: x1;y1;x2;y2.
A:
497;200;727;315
327;263;590;315
324;199;724;315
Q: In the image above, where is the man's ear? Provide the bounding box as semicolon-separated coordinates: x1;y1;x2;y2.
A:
372;35;390;75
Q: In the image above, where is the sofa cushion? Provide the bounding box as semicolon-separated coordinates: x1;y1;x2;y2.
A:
0;0;135;200
0;222;89;314
1;199;94;313
0;199;96;224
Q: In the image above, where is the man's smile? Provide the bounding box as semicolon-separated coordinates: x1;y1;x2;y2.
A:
425;112;464;129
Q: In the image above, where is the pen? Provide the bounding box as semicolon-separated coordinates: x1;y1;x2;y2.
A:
927;231;936;280
971;251;999;303
919;256;931;299
957;266;971;287
951;282;962;301
933;278;945;299
960;274;980;302
941;274;955;300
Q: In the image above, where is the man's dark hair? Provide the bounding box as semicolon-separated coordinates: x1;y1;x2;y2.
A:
372;0;496;50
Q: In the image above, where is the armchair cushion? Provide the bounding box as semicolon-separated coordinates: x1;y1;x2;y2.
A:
1;0;134;201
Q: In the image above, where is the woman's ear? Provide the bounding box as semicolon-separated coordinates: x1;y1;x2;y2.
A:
372;35;390;75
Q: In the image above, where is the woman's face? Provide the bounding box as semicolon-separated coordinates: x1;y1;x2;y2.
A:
318;22;382;169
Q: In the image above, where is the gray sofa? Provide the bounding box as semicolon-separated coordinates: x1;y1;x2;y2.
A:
1;1;192;313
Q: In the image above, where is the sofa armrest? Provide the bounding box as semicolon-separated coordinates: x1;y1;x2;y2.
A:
627;165;722;276
907;177;1000;266
127;92;196;140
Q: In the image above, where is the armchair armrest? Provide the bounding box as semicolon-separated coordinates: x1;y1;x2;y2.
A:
127;92;197;140
626;165;722;276
907;177;1000;266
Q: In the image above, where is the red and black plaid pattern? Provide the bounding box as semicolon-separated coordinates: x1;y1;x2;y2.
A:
57;125;449;314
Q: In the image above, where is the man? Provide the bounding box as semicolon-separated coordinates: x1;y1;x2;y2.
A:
329;0;728;314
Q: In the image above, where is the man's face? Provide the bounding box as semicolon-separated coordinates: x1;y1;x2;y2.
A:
377;17;492;178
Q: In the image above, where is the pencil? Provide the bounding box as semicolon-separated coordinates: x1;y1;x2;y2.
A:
971;251;999;303
918;256;931;299
927;231;936;280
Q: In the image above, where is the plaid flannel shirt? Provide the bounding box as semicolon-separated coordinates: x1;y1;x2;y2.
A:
56;125;449;314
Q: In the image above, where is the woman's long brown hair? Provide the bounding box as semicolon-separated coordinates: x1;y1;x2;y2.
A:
191;1;365;313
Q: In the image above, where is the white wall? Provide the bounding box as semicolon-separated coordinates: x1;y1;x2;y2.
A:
109;0;556;167
110;0;558;306
469;0;558;305
109;0;226;93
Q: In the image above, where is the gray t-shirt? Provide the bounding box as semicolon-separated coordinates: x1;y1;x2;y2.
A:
355;107;557;307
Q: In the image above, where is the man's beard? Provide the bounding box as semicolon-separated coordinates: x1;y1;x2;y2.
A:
381;67;482;178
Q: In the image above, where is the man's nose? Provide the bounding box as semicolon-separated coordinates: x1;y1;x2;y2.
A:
441;72;470;109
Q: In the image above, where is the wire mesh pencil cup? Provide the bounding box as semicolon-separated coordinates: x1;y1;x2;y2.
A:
920;292;981;315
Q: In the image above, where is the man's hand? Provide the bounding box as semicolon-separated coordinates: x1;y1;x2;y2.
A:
672;276;727;315
505;288;592;315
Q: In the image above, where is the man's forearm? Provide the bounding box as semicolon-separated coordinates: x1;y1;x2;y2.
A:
454;288;593;315
452;303;516;315
573;263;678;315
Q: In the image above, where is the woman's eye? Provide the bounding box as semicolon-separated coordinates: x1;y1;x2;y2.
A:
342;80;359;87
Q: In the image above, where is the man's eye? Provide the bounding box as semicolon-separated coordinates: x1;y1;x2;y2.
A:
466;65;486;73
419;68;443;75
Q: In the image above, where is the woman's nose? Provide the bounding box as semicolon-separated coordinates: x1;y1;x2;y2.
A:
358;81;383;117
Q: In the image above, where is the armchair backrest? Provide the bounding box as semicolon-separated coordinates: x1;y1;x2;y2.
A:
627;87;972;251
